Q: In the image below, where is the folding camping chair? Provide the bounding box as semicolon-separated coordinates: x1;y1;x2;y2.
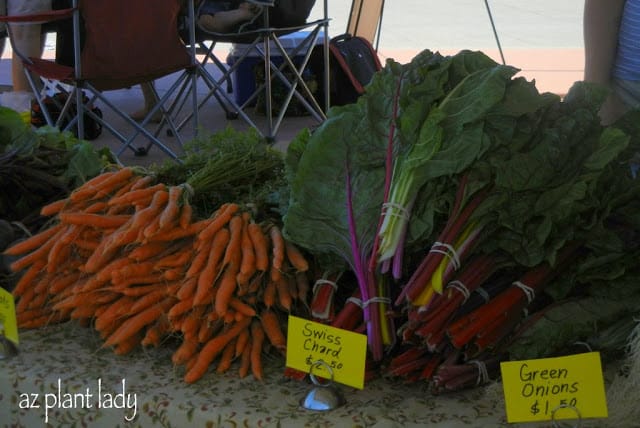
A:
346;0;385;50
189;0;330;142
0;0;199;161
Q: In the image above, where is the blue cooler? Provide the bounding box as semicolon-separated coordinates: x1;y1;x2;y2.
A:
226;31;325;106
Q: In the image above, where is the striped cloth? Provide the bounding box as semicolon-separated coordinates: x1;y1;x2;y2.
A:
614;0;640;81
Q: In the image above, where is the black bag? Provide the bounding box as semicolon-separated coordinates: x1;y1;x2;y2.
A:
31;92;103;141
328;34;382;106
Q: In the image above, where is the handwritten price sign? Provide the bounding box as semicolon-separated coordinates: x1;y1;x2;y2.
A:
0;287;19;346
501;352;608;423
286;315;367;389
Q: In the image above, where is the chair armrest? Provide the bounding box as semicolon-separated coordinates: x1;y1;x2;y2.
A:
0;8;75;24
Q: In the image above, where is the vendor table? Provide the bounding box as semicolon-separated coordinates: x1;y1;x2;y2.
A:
1;322;600;428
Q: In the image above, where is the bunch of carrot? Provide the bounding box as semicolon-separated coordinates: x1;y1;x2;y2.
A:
5;166;311;383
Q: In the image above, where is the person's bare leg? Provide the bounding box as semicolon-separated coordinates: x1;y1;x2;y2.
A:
198;3;260;32
10;24;43;92
131;81;161;123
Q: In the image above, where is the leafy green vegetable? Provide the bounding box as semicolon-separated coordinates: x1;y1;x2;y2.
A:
0;107;113;226
150;126;286;219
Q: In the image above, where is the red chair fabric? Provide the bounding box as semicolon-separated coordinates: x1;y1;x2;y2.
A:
79;0;192;90
0;0;199;161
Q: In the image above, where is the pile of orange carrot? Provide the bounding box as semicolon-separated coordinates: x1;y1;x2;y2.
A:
5;166;311;383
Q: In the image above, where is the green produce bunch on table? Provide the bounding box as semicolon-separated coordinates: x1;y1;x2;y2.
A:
283;48;640;391
0;106;113;228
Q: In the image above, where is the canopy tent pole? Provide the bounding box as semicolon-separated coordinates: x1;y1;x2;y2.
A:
484;0;506;64
347;0;503;63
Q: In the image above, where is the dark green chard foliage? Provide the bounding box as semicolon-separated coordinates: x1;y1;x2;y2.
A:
0;107;113;226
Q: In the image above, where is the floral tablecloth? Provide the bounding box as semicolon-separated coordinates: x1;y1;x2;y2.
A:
1;323;606;428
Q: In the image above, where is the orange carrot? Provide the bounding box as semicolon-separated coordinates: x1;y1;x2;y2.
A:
95;256;131;283
178;200;193;229
69;170;119;202
250;320;265;381
128;242;168;262
15;286;36;314
127;288;170;315
107;183;166;207
269;224;285;273
48;271;82;294
141;216;162;240
12;260;46;298
3;223;64;256
25;289;50;312
224;309;236;324
260;309;286;353
287;274;298;301
113;332;142;355
83;200;109;214
229;297;257;317
159;185;182;230
112;174;143;198
58;212;130;229
247;222;269;272
130;174;156;191
45;226;77;273
247;272;264;295
223;214;244;268
172;335;200;365
186;238;212;279
235;327;250;357
214;265;239;317
263;278;277;308
163;268;181;281
216;338;237;374
83;234;127;274
238;341;252;378
295;271;310;304
18;310;66;329
285;241;309;272
109;283;157;297
111;261;156;284
149;218;210;242
236;219;256;286
197;203;239;243
93;296;136;333
9;230;59;273
234;311;247;323
197;319;219;344
184;316;251;383
102;297;174;348
93;167;136;199
16;307;49;325
130;190;169;231
181;306;206;337
154;250;193;269
177;277;198;301
193;227;230;306
276;275;293;312
40;198;71;217
141;316;170;347
69;303;101;320
168;295;195;320
111;273;165;289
